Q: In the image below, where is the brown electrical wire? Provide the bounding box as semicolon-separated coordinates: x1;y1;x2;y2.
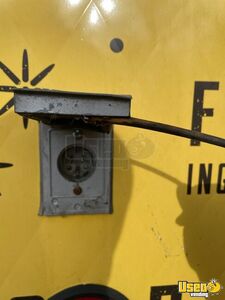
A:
86;117;225;148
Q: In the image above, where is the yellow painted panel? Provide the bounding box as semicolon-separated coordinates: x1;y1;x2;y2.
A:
0;1;224;299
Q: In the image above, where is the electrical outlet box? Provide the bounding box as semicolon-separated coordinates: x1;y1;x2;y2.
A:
13;88;131;216
39;123;113;216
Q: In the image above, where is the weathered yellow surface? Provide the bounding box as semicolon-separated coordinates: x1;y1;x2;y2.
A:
0;0;225;299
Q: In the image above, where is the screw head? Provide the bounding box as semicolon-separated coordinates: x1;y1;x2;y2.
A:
73;185;82;195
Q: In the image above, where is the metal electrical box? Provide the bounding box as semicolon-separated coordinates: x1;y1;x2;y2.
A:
14;88;131;216
39;124;113;215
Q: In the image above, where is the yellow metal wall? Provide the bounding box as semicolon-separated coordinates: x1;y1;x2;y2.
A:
0;0;225;299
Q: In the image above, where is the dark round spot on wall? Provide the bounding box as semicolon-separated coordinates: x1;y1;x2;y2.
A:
110;38;124;53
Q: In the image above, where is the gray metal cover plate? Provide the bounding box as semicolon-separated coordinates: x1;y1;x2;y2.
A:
39;123;113;216
14;88;131;118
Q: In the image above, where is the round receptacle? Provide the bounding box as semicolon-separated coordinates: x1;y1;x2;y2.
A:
57;145;96;182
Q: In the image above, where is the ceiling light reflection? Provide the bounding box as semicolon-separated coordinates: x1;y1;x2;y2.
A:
100;0;115;13
67;0;81;6
90;7;100;24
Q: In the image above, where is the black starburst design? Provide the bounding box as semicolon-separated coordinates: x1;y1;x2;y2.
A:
0;163;13;169
0;50;55;172
0;49;55;128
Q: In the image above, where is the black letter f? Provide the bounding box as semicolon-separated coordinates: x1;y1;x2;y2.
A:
191;81;219;146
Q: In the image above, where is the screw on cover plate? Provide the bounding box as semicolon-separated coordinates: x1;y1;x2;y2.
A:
73;129;82;140
73;184;82;195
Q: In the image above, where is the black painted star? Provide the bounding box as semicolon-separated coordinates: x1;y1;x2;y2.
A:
0;163;13;169
0;49;55;128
